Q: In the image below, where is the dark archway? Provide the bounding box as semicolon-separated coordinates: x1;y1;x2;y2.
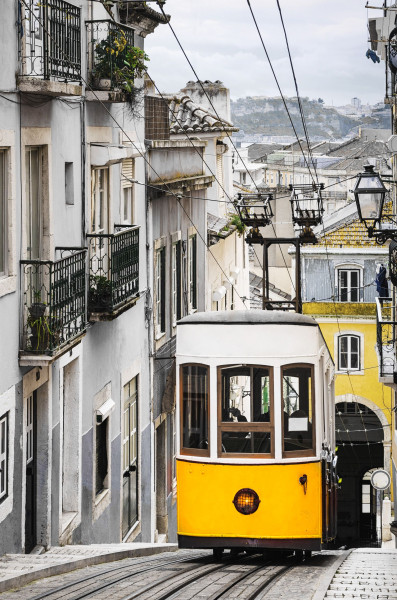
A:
335;402;384;547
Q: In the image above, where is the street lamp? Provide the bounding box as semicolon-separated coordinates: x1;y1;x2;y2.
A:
353;164;387;238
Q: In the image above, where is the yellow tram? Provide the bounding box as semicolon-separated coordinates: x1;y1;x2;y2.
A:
175;310;338;556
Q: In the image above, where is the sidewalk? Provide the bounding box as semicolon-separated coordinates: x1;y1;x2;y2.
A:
0;543;177;593
321;546;397;600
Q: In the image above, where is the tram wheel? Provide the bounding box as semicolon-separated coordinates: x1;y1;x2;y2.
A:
230;547;240;557
295;550;304;561
304;550;312;560
213;548;224;560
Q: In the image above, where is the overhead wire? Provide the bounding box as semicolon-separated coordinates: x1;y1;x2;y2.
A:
156;0;296;289
19;0;248;308
268;0;380;458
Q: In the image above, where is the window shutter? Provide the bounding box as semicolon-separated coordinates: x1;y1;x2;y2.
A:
216;154;224;197
161;248;166;332
122;159;134;189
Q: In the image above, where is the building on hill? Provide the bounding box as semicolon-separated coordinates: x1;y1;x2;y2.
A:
298;205;394;547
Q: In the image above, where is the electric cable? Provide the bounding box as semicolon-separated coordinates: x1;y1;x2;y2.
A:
19;0;248;308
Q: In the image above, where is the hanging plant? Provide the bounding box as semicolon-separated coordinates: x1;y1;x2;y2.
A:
93;29;149;97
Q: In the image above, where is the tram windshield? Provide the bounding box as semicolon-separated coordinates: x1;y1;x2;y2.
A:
219;365;273;456
282;364;314;454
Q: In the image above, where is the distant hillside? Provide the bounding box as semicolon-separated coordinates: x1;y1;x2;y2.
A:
231;97;390;139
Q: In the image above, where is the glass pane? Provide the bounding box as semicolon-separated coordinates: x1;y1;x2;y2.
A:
182;365;208;450
221;431;271;454
0;152;4;274
0;460;4;495
221;367;271;423
283;366;314;452
0;420;5;454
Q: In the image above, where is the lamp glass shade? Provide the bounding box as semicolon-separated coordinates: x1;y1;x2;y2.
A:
353;166;386;227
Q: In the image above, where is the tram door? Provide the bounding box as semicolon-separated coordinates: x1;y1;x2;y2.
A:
122;378;138;538
25;393;37;553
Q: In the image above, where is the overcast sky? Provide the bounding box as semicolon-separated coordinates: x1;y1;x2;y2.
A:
145;0;386;106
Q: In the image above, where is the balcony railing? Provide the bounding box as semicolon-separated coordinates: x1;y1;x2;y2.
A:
87;226;139;314
376;297;397;380
19;0;81;81
86;20;135;91
20;248;87;355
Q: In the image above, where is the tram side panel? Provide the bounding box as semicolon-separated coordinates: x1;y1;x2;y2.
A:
177;460;323;550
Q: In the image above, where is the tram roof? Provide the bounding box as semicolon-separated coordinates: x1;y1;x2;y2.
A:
178;310;318;327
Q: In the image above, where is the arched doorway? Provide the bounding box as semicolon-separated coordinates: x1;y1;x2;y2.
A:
335;398;388;547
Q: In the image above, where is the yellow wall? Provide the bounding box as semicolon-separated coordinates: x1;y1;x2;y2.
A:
303;302;393;497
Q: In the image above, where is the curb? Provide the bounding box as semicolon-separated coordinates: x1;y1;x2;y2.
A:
311;549;352;600
0;544;178;593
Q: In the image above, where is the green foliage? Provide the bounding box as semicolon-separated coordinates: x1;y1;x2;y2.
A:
93;30;149;93
229;214;246;236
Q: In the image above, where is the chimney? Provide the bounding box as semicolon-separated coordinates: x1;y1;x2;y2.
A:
180;80;231;122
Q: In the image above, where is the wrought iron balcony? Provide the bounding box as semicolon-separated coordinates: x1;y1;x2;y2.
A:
18;0;81;84
376;297;397;382
86;20;135;92
20;249;87;357
87;226;139;316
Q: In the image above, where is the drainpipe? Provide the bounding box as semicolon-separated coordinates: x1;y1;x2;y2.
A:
144;139;155;543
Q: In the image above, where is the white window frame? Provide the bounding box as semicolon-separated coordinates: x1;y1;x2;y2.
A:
91;167;109;234
0;151;7;278
188;234;197;313
172;243;178;327
336;266;362;302
336;332;363;373
121;159;134;225
155;246;165;337
0;413;8;501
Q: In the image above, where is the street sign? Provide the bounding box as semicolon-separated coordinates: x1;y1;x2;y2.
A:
370;469;391;490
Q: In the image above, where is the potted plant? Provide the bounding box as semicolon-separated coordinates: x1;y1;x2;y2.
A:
28;311;51;352
88;275;113;312
92;30;149;94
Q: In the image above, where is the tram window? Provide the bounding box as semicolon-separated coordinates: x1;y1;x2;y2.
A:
282;364;315;454
218;365;273;456
221;366;271;423
181;364;209;455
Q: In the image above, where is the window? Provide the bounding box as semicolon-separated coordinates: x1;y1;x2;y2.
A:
282;364;315;455
181;364;209;455
171;241;181;327
219;365;273;456
122;376;138;537
65;162;74;205
338;268;360;302
0;413;8;501
95;419;108;495
91;168;109;234
338;335;360;371
121;159;134;224
216;153;224;198
0;151;7;276
155;247;165;335
188;235;197;312
26;147;42;260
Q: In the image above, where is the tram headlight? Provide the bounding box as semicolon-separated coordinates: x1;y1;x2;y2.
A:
232;488;260;515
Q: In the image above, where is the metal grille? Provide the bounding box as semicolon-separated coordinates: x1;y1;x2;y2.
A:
86;20;135;91
19;0;81;81
20;248;87;354
376;297;396;378
87;225;139;313
145;96;170;140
